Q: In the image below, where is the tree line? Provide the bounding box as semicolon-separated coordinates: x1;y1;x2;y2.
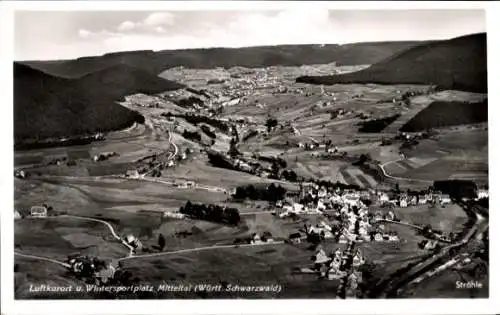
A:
182;129;202;142
163;112;231;133
233;183;286;202
179;201;241;225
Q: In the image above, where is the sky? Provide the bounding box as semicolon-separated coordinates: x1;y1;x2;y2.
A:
14;9;486;61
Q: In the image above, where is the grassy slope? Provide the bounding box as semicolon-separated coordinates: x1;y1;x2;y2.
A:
14;63;184;143
400;99;488;132
296;33;487;93
20;42;425;78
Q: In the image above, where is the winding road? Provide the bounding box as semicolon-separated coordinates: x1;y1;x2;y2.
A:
62;214;135;255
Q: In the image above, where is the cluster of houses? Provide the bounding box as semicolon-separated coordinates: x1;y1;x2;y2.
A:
275;201;323;218
377;190;451;207
15;204;54;220
418;239;441;251
67;255;118;285
92;151;119;162
233;232;276;245
279;183;402;245
163;211;186;219
125;159;177;179
297;141;325;151
14;169;29;179
249;232;275;244
174;180;196;189
334;191;400;244
310;244;365;289
476;189;489;200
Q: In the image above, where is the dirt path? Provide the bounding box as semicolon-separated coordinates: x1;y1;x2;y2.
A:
14;252;70;268
118;240;285;262
61;215;134;255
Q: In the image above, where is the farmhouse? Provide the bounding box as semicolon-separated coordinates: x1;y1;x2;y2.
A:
14;169;27;179
248;232;274;244
14;210;22;220
374;232;384;242
126;169;140;178
352;249;365;267
385;211;395;221
387;233;399;242
378;193;389;203
175;180;196;189
399;196;408;208
125;234;143;251
289;233;302;244
477;189;488;200
163;211;186;219
440;194;452;205
30;206;47;218
313;248;330;266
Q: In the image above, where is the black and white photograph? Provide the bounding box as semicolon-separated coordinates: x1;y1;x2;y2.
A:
1;1;498;314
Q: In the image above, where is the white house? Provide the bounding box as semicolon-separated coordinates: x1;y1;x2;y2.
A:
344;196;359;207
250;233;263;244
328;269;345;280
418;195;428;204
314;249;330;265
409;195;418;205
386;211;395;221
424;240;438;250
352;251;365;267
126;169;140;178
440;194;452;205
318;188;328;198
362;233;371;242
14;210;22;220
333;248;342;259
163;211;186;219
379;193;389;203
388;234;399;242
316;200;327;211
477;189;488;200
30;206;47;218
374;232;384;242
125;234;137;244
291;203;305;213
329;257;342;271
399;198;408;208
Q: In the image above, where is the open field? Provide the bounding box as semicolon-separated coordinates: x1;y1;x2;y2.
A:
118;243;342;298
380;128;488;185
15;217;128;261
379;204;469;234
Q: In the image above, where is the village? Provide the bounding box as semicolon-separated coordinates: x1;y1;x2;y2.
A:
14;169;488;294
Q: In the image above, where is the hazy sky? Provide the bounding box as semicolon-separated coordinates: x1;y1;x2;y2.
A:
15;9;486;61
